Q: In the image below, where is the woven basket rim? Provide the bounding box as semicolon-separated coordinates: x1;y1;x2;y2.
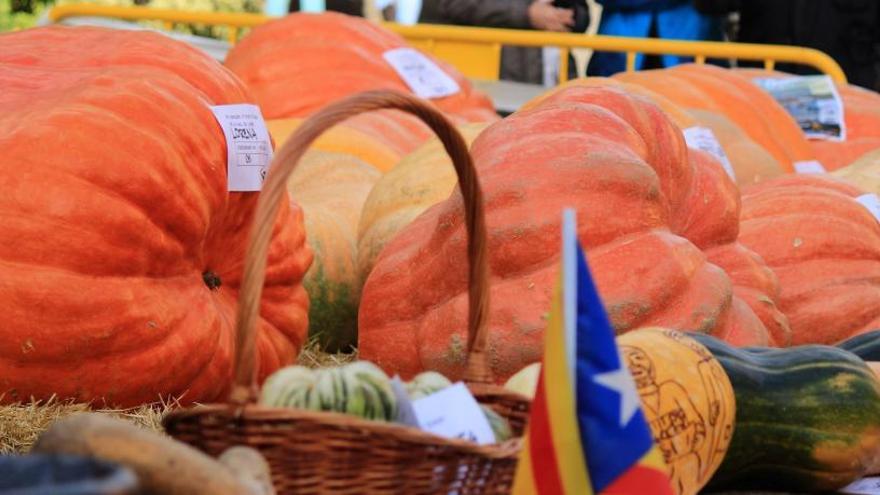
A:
163;403;523;458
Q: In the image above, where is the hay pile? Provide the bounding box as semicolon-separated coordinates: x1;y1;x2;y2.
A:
0;341;357;454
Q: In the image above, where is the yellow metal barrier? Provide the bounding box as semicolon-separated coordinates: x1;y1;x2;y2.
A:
47;3;848;84
387;23;848;84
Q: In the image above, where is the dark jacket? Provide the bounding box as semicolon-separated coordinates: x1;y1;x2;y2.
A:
420;0;589;84
289;0;362;15
694;0;880;90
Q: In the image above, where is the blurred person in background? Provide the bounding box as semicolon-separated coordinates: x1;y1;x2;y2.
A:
586;0;724;76
286;0;363;15
419;0;590;85
694;1;880;90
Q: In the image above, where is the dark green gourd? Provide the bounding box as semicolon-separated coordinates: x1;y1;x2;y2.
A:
690;333;880;492
837;330;880;361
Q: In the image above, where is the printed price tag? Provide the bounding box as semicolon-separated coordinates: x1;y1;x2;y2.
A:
753;75;846;141
841;477;880;494
411;382;496;445
210;104;273;192
857;194;880;223
683;126;736;180
794;160;828;174
383;47;461;99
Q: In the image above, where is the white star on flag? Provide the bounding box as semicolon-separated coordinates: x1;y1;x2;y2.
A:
593;364;641;428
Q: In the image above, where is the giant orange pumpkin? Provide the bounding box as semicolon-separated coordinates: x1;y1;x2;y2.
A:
532;77;784;185
0;27;312;407
615;65;814;172
676;150;785;347
811;82;880;170
738;175;880;345
669;64;815;165
224;12;498;124
358;85;770;381
521;77;698;128
704;243;791;347
687;109;784;185
735;68;880;171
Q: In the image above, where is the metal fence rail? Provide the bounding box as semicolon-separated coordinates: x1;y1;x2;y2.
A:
46;3;848;84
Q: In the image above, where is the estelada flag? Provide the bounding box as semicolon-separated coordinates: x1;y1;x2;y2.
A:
512;210;673;495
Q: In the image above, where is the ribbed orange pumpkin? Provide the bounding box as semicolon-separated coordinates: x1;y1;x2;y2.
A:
736;68;880;171
540;77;784;185
358;85;769;381
812;83;880;170
224;12;498;123
521;77;698;128
670;64;815;165
704;243;791;347
739;175;880;345
0;26;312;407
687;109;785;185
681;150;782;347
615;65;813;172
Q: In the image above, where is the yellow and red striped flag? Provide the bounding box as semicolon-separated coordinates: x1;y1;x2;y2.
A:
513;210;673;495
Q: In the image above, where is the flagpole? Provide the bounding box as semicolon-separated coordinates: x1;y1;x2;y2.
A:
562;209;577;384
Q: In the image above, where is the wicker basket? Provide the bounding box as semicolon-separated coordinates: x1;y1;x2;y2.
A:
162;90;531;494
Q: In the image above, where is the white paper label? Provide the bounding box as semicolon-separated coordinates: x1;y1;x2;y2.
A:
411;382;496;445
383;47;460;99
794;160;828;174
753;75;846;141
683;126;736;180
857;194;880;222
210;104;273;192
841;477;880;494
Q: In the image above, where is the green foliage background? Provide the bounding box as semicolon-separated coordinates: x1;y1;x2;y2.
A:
0;0;264;38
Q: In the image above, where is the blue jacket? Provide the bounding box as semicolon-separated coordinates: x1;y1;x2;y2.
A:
587;0;723;76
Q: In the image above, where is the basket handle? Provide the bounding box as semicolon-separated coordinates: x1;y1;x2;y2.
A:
229;90;493;406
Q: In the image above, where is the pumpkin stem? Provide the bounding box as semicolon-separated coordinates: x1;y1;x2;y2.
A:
203;271;222;291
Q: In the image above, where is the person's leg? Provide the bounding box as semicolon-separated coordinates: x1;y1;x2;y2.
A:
642;14;663;70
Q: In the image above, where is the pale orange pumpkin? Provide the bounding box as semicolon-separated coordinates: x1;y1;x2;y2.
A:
356;123;489;280
618;328;736;495
289;150;381;351
268;118;402;173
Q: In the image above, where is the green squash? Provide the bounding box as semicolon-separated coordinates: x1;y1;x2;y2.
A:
259;365;316;409
258;361;398;422
690;333;880;492
405;371;453;400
